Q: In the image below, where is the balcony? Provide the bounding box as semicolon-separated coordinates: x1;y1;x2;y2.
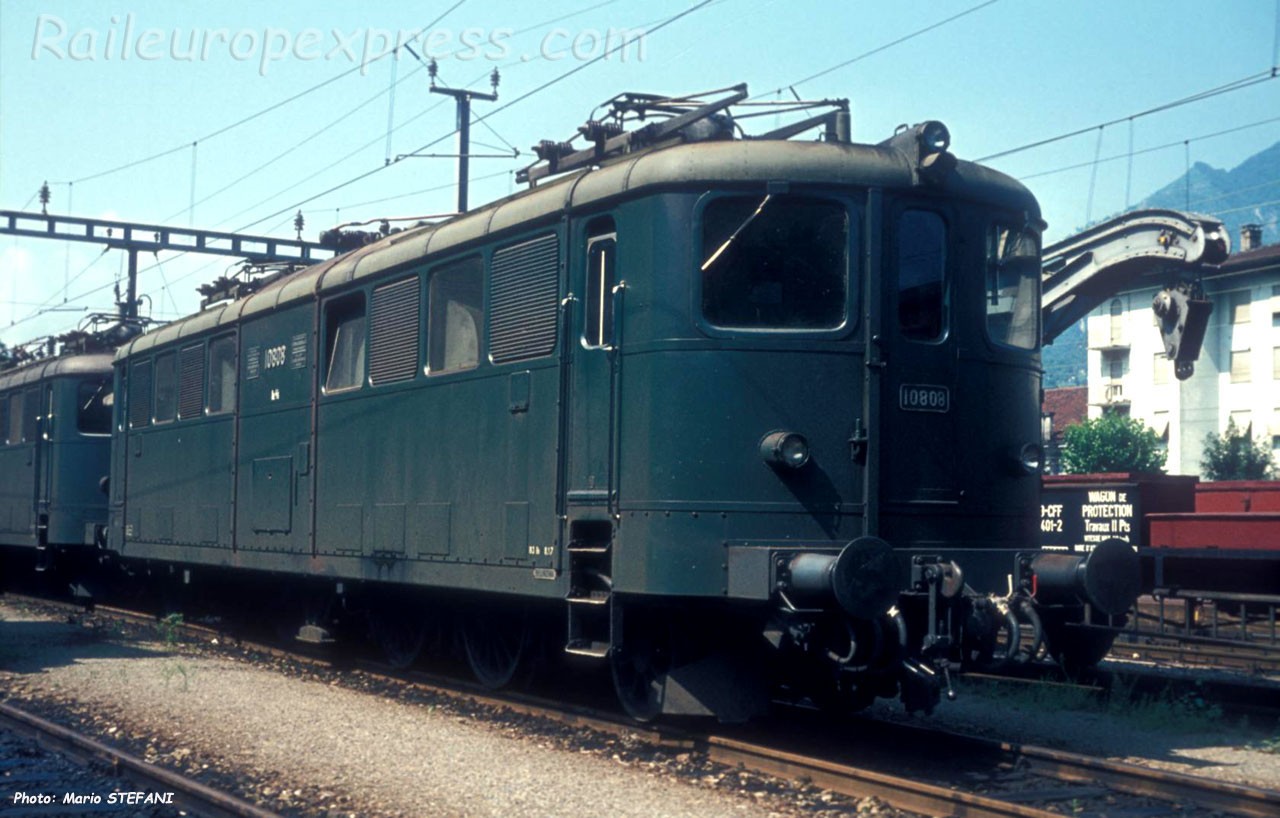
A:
1091;382;1131;407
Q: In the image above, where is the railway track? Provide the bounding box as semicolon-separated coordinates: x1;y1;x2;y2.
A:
0;699;283;818
5;592;1277;818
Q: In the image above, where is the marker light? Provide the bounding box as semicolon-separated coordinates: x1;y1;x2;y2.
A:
760;431;811;469
1017;442;1043;475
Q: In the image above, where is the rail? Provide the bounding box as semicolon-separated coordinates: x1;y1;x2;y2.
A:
0;700;284;818
7;593;1277;818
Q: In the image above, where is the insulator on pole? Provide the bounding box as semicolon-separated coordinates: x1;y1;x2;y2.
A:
39;181;51;214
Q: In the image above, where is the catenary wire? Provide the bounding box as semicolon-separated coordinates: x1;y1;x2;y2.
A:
57;1;470;186
978;67;1280;163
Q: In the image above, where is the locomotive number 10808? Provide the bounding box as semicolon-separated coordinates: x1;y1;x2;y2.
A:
263;344;288;370
899;384;949;412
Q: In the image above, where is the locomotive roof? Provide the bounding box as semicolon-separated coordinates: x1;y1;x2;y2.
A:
0;351;115;391
117;138;1037;360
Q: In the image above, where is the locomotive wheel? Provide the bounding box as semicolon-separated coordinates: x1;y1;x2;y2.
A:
369;606;431;670
610;611;671;722
460;608;530;689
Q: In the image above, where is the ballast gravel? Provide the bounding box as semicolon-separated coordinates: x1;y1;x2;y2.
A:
0;600;907;818
3;597;1278;815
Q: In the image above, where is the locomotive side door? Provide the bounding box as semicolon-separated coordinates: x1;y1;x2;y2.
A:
878;203;960;515
566;218;620;517
35;384;54;538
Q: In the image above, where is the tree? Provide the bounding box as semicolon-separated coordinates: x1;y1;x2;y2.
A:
1060;412;1166;475
1200;417;1275;481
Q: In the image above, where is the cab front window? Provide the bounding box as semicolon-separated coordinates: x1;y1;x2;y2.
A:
701;196;849;330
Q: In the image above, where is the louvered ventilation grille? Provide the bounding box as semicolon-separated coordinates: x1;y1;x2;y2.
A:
178;344;205;419
129;361;152;428
370;277;420;385
489;234;559;364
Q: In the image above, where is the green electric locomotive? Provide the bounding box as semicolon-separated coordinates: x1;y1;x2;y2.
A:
0;344;114;579
106;87;1135;720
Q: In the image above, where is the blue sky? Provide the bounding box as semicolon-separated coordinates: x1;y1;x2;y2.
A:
2;0;1279;346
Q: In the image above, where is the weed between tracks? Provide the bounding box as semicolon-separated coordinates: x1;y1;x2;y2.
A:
963;675;1236;735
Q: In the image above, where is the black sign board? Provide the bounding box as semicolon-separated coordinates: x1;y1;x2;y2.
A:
1040;483;1140;553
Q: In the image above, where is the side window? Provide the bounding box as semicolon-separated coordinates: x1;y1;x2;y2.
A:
324;295;367;393
77;378;112;435
154;352;178;423
0;393;8;444
22;388;39;442
585;222;617;348
898;209;947;341
207;335;237;414
985;224;1040;350
128;360;152;428
7;392;22;443
428;256;483;374
178;343;205;419
369;277;421;385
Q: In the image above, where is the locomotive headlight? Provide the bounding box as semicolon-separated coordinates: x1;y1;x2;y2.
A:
760;431;811;469
1016;442;1043;475
920;120;950;153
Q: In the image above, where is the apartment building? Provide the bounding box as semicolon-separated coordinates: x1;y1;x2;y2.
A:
1084;224;1280;475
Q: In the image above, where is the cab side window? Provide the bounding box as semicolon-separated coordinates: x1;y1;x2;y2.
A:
585;220;617;348
77;379;112;435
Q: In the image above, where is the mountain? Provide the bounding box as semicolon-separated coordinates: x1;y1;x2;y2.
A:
1043;319;1086;388
1137;140;1280;244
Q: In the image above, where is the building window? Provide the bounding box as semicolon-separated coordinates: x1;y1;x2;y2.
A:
1230;291;1251;324
1230;349;1252;383
1230;411;1252;435
1103;349;1127;381
1152;352;1170;385
1109;299;1124;344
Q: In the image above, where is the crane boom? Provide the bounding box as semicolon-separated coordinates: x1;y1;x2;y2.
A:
1040;209;1229;379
